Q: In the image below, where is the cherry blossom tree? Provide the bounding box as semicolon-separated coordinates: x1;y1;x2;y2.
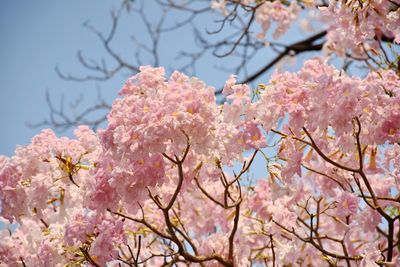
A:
2;0;400;266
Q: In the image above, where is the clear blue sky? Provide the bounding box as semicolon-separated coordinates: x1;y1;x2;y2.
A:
0;1;128;156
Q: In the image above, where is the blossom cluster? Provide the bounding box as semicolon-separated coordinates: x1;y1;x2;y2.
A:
321;0;400;56
1;59;400;266
211;0;400;56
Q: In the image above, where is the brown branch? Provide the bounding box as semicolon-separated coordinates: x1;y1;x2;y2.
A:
194;177;226;208
171;208;200;258
273;220;362;261
20;257;27;267
269;235;276;267
235;31;326;86
302;127;359;173
28;89;110;131
108;209;172;240
228;203;241;262
213;3;258;58
80;247;101;267
302;163;347;191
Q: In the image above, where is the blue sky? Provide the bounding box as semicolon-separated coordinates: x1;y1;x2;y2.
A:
0;1;127;155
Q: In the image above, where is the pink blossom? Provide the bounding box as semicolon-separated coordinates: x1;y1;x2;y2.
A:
335;190;359;217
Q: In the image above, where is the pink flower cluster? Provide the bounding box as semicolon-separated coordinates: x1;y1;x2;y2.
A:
1;60;400;266
212;0;400;57
254;58;400;145
255;0;301;39
321;0;400;56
